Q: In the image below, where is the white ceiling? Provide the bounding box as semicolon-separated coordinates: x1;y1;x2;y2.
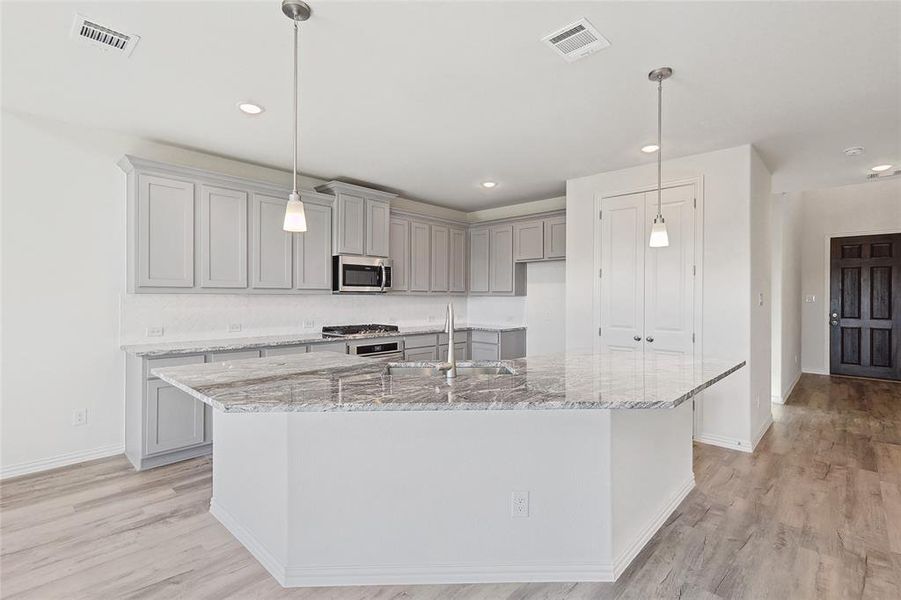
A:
2;1;898;210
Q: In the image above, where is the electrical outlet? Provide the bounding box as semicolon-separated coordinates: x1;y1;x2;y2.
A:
146;327;164;337
72;408;87;426
794;354;799;365
511;490;530;518
805;295;816;303
757;292;764;307
228;323;242;333
303;319;314;328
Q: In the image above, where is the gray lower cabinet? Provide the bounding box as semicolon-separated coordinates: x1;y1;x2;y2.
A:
439;342;468;361
199;185;248;288
310;341;348;353
389;218;410;292
295;201;332;290
410;221;431;292
405;346;438;361
470;342;499;361
251;193;293;289
430;225;449;292
136;174;195;288
145;379;205;455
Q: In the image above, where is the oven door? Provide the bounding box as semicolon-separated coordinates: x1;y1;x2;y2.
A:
333;256;393;293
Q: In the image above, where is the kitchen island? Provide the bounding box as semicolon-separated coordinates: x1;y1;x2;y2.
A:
153;351;744;587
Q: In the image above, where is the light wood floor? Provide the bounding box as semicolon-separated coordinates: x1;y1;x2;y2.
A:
2;374;900;599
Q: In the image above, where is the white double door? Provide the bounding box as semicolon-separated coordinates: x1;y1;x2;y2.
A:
599;184;696;357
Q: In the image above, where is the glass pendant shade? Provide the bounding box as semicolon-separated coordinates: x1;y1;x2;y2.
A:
649;216;669;248
283;192;307;232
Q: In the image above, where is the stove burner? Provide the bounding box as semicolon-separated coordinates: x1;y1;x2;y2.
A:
321;324;399;337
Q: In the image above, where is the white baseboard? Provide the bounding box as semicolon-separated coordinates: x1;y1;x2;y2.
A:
612;476;695;579
210;499;615;588
752;415;774;450
773;371;802;404
1;443;124;480
694;433;753;453
802;368;828;376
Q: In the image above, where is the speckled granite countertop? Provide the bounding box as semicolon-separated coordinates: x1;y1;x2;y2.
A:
121;324;525;357
152;351;745;413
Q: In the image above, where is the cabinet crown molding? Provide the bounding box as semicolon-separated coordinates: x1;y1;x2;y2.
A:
316;180;398;201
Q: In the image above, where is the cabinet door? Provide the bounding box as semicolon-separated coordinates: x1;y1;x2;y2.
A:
544;215;566;259
469;228;490;293
405;346;438;361
513;220;544;261
449;228;466;293
145;380;205;455
250;193;293;289
334;193;365;255
489;224;514;293
430;225;449;292
365;198;391;257
295;202;332;290
409;221;431;292
137;174;195;287
199;185;247;288
439;342;467;361
389;218;410;292
470;342;499;361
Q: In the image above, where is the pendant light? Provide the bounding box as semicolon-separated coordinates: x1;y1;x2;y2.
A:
281;0;311;232
648;67;672;248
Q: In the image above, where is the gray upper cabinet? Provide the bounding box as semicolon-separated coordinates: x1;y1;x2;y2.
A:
490;224;514;293
316;181;397;257
137;174;195;288
450;228;466;293
366;199;391;258
513;220;544;262
389;218;410;292
251;193;293;289
430;225;449;292
199;185;247;289
410;221;431;292
295;198;332;290
544;215;566;259
333;192;365;255
469;228;490;293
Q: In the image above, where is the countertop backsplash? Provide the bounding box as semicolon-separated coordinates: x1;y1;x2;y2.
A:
119;293;525;345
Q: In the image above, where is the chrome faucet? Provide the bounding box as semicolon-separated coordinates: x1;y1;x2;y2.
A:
444;302;457;380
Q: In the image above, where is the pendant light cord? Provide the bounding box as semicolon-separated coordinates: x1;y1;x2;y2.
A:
656;75;662;219
292;19;298;195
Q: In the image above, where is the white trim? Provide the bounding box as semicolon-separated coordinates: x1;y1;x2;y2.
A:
751;414;773;450
820;227;901;374
694;433;752;454
773;370;802;404
210;499;287;585
0;443;124;480
612;476;695;579
803;368;829;376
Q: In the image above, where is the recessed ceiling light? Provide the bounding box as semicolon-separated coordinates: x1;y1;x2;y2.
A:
238;102;264;115
871;164;893;172
481;181;497;189
843;146;864;156
641;144;659;153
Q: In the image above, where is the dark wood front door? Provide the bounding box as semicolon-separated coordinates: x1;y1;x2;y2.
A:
830;233;901;380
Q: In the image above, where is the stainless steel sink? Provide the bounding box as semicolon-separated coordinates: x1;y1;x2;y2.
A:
385;363;515;377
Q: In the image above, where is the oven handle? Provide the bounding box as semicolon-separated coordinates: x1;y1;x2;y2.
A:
380;264;386;292
358;349;403;358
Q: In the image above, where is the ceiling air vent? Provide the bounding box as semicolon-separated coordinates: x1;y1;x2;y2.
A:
866;170;901;181
542;18;609;63
70;14;140;56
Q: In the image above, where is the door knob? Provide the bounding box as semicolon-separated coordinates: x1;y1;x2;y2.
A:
830;320;838;326
646;336;655;343
831;312;838;318
633;335;642;341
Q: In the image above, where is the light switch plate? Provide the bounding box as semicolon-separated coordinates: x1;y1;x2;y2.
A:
228;323;242;333
72;408;87;426
511;490;530;518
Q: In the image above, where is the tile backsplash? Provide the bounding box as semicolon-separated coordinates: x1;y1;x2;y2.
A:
119;293;525;343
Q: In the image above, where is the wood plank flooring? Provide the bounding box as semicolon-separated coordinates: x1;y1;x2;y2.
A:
2;374;899;599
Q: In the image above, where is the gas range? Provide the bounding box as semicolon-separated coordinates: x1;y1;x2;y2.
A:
321;324;400;338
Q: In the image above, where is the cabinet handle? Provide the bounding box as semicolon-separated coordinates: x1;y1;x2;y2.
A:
646;336;655;343
633;335;642;342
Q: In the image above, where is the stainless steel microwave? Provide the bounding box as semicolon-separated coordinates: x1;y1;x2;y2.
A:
332;255;392;293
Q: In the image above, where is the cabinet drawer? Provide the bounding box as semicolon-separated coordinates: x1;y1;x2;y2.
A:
405;346;438;361
437;331;468;345
263;345;309;357
210;350;261;362
145;354;205;380
404;334;437;349
470;330;499;344
470;342;499;361
309;341;347;353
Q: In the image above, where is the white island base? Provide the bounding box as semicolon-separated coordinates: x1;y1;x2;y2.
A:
209;404;694;588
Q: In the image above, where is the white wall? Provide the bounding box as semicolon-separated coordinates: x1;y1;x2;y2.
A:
748;149;773;441
799;178;901;374
566;145;769;451
771;192;803;402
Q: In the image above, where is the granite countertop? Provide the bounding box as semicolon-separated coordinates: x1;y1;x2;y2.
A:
152;350;745;413
121;324;526;357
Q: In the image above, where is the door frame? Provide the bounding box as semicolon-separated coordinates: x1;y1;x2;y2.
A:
594;176;705;429
821;227;901;375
